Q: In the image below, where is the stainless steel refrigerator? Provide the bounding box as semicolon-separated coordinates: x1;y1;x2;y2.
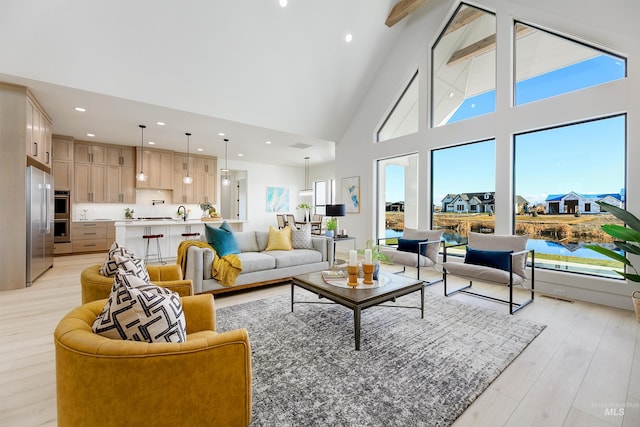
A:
26;166;54;286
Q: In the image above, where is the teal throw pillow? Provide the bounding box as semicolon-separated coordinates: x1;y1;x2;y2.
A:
464;247;512;272
204;222;240;257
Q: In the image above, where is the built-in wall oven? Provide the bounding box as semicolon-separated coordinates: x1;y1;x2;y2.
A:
54;190;71;243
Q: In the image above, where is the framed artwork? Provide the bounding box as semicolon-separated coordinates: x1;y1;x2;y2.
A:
342;176;360;213
266;186;289;212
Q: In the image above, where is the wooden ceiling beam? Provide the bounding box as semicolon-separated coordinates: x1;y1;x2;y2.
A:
447;25;533;66
385;0;430;27
443;7;484;36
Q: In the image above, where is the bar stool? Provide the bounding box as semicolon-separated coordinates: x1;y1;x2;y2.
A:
181;232;200;240
143;233;165;265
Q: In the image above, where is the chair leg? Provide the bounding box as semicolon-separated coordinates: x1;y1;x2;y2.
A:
155;237;166;265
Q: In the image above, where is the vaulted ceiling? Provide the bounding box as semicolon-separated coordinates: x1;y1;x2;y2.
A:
0;0;416;166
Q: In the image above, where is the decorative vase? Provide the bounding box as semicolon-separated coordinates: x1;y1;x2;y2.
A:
326;230;334;238
373;262;380;281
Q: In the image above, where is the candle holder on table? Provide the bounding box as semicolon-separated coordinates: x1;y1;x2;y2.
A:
362;263;374;284
347;266;359;287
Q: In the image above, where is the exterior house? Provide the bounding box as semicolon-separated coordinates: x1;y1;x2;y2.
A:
441;192;495;213
545;191;624;214
385;201;404;212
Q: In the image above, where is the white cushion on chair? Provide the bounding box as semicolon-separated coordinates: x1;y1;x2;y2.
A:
401;229;443;263
467;232;529;278
381;248;435;268
443;261;525;286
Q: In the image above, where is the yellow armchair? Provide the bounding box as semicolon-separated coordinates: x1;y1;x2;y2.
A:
54;294;252;427
81;264;193;303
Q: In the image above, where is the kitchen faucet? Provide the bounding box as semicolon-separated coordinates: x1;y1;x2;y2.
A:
177;205;187;221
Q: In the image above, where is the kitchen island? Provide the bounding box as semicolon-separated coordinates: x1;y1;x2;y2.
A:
114;219;244;263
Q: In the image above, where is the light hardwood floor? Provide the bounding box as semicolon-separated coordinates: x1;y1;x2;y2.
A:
1;253;638;426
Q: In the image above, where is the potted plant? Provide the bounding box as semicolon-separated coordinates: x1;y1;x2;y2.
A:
297;203;311;222
199;202;213;218
124;208;134;219
357;239;392;280
586;201;640;321
325;217;337;237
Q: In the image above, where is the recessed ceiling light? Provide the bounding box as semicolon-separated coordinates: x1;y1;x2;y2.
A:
449;92;455;98
345;33;353;43
218;132;225;136
279;0;287;7
237;153;244;157
156;121;165;126
75;107;86;112
86;133;95;137
265;140;272;144
197;148;204;152
148;141;156;145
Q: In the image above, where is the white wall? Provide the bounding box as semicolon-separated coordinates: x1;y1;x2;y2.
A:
335;0;640;309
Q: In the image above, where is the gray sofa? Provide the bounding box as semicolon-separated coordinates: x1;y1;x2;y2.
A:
184;231;333;294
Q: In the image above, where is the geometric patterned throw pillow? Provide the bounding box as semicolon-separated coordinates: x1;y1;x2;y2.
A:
92;270;186;343
111;254;150;282
99;241;139;276
291;223;313;249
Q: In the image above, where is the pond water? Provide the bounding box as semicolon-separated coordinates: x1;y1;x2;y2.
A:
384;229;622;261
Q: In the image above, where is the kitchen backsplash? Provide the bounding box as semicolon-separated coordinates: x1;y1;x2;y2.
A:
72;190;207;221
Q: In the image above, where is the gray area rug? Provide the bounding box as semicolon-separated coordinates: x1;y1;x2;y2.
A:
216;288;546;427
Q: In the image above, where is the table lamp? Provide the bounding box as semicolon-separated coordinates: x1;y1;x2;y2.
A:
326;204;346;237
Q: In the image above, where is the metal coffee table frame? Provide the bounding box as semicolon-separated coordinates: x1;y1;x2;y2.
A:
291;272;424;350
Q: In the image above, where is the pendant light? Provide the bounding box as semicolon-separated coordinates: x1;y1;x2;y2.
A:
136;124;147;182
299;156;313;196
221;138;230;186
183;132;193;184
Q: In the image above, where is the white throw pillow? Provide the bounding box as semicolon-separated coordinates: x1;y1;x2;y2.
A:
92;270;186;343
111;254;150;282
100;242;139;276
291;223;313;249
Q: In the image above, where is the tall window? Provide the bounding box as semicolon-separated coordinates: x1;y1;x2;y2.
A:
314;179;335;215
377;72;419;142
432;4;496;127
377;154;419;241
431;140;496;254
514;115;626;277
515;23;626;106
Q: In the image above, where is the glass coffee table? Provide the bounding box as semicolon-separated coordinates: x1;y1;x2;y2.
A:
291;272;424;350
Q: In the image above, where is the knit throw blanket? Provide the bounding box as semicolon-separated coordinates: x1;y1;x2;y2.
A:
176;240;243;287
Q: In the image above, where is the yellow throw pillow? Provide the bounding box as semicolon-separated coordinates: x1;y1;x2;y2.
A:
265;225;293;251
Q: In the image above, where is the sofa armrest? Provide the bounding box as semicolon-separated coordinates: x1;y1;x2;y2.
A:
182;294;216;333
184;246;211;294
311;236;332;262
147;264;183;281
154;280;193;298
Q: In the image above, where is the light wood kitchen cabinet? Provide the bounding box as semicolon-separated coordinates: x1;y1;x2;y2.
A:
74;142;106;165
71;221;114;253
172;153;216;204
107;165;136;203
52;135;74;191
75;142;133;203
25;95;53;168
136;148;173;190
0;82;54;288
107;146;135;167
173;171;196;204
194;171;217;204
74;162;107;202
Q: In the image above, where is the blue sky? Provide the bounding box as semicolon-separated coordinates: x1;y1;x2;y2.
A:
386;54;626;206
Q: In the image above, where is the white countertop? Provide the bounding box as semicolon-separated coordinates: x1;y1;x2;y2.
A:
114;219;245;227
